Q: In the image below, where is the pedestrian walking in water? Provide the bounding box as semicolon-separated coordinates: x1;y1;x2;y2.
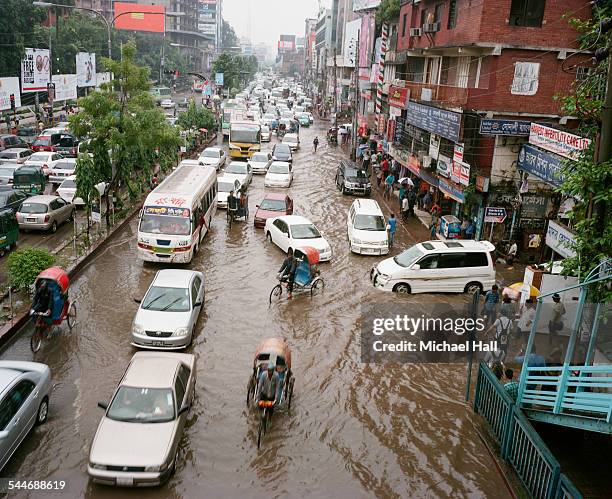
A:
387;214;397;247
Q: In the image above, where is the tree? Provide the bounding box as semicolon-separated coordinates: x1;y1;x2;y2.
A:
221;19;239;49
375;0;401;29
177;102;215;131
212;53;258;94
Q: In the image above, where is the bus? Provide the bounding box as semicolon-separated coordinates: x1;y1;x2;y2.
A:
137;165;217;263
229;121;261;159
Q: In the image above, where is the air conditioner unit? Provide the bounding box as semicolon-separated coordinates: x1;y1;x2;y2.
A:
410;28;422;37
422;22;440;33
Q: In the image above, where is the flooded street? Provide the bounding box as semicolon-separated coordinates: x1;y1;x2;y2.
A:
0;122;511;498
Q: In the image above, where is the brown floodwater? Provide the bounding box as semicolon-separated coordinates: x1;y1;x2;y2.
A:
0;122;511;498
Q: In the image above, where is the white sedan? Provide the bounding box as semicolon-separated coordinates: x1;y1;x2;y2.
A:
264;161;293;188
217;176;241;209
48;158;77;184
198;147;226;170
24;151;63;176
248;151;272;174
223;161;253;188
57;175;84;206
264;215;332;262
283;133;300;151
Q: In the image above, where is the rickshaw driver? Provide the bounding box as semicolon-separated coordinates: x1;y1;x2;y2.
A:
278;248;298;299
257;362;279;414
31;281;53;323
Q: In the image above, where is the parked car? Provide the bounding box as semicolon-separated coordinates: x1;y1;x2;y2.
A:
283;133;300;151
31;133;62;152
197;147;227;170
88;352;196;487
0;165;18;185
272;143;292;163
16;195;75;232
132;269;204;349
217;176;241;209
248;151;272;174
253;193;293;228
0;134;27;152
347;199;389;255
16;127;38;145
265;215;332;262
0;189;27;214
336;159;371;196
52;134;79;158
370;240;497;294
57;176;84;206
223;161;252;188
48;158;77;184
264;161;293;188
0;148;33;164
24;151;63;177
0;361;51;471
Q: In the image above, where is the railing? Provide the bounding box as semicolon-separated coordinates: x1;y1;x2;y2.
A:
473;362;582;499
403;81;469;107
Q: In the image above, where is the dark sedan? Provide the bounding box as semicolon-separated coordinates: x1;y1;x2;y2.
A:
272;143;293;163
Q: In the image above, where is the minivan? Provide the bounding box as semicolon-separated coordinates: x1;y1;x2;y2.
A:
347;199;388;255
370;240;496;294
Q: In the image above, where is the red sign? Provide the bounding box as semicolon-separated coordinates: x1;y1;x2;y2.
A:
114;3;165;33
388;86;409;109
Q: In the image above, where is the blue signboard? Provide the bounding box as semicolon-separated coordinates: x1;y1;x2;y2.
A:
438;177;465;203
517;144;565;187
479;119;531;136
405;101;461;142
215;72;224;86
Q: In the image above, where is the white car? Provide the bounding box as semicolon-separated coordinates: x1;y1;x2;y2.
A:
283;133;300;151
57;175;84;206
131;269;204;349
0;147;33;164
217;176;241;209
24;151;63;176
261;125;271;142
223;161;252;188
264;215;332;262
264;161;293;188
160;98;174;109
48;158;77;184
347;199;389;255
306;112;314;124
248;151;272;174
198;147;227;170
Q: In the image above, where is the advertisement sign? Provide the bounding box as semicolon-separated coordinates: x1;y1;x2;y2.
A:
114;2;165;33
451;160;461;184
529;123;590;160
476;175;490;193
0;78;21;111
546;220;577;258
199;23;217;35
353;0;382;12
359;14;375;69
278;35;296;52
96;72;112;88
452;143;464;164
437;154;451;178
52;74;77;102
517;143;565;187
406;101;461;142
76;52;96;87
479;119;531;136
459;162;470;186
439;177;465;203
429;134;440;159
388;85;409;109
484;207;507;223
21;48;50;93
343;19;361;65
215;73;224;86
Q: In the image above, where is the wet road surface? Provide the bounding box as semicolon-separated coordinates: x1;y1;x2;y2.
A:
0;121;511;498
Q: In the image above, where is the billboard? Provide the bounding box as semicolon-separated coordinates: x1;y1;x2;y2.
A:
21;48;50;93
76;52;96;87
215;73;224;86
359;14;375;68
528;123;590;160
114;2;165;33
353;0;382;12
96;72;112;88
343;19;361;65
278;35;296;52
199;24;217;35
0;78;21;111
52;74;77;102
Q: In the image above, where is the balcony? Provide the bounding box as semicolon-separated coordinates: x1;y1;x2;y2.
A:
403;81;469;107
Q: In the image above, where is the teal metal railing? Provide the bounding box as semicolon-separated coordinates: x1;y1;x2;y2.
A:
555;473;582;499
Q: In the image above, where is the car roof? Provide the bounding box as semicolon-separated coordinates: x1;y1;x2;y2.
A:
152;269;201;288
0;368;22;391
416;240;496;253
205;147;221;153
263;192;288;201
1;147;30;153
352;199;383;215
277;215;311;225
22;195;57;203
123;356;181;389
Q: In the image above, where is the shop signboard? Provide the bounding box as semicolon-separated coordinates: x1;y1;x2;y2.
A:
394;117;404;143
436;154;451;178
459;161;470;186
517;143;565;187
388;85;409;109
451;160;461;184
114;2;166;33
0;78;21;111
429;134;440;159
529;123;590;160
406;101;461;142
520;194;551;219
408;154;420;176
546;219;577;258
479;119;531;136
484;207;507;223
21;48;50;93
475;175;489;193
389;106;402;117
353;0;381;11
215;72;224;86
439;177;464;203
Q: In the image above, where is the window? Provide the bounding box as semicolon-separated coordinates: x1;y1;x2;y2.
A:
0;380;35;430
174;375;186;410
191;281;199;307
511;62;540;95
576;67;590;82
438;253;466;269
177;365;191;399
420;9;428;28
417;255;439;269
434;4;444;24
448;0;458;29
402;13;408;37
464;252;489;267
509;0;546;27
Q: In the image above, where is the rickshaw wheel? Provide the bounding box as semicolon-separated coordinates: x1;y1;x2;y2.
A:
246;377;255;406
269;284;283;304
67;302;77;329
310;278;324;296
288;377;295;411
30;328;43;353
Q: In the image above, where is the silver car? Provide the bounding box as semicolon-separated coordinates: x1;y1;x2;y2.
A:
131;269;204;350
0;361;51;471
0;164;18;185
0;148;33;164
88;352;196;487
16;195;75;232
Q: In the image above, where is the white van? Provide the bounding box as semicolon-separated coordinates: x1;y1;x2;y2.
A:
347;199;389;255
370;240;496;294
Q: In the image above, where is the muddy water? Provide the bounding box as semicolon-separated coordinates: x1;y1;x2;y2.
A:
0;122;510;498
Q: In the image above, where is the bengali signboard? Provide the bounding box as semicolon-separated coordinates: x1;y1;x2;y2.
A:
429;134;440;159
439;177;465;203
0;78;21;111
546;220;577;258
484;207;507;224
51;74;77;102
406;101;461;142
479;119;531;136
520;194;551;219
21;48;50;93
517;144;565;187
199;23;217;35
76;52;96;87
388;85;409;109
215;73;224;86
144;206;190;217
529;123;590;160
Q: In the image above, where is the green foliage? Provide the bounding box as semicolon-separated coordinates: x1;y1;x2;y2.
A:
177;102;215;131
212;53;258;93
221;20;239;49
7;248;55;291
375;0;401;28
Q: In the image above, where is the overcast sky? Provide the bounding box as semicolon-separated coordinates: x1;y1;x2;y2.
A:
222;0;332;50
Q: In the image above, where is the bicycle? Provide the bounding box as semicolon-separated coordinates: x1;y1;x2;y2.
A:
257;400;274;449
30;302;77;353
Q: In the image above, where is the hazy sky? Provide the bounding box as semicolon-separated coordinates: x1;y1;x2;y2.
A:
222;0;332;49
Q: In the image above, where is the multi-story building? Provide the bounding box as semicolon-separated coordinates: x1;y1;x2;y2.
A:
315;8;333;101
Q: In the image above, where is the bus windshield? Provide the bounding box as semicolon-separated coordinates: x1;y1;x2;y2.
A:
230;126;260;143
139;214;191;236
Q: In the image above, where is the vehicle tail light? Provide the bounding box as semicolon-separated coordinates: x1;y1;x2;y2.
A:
173;245;192;253
44;215;49;222
138;242;153;251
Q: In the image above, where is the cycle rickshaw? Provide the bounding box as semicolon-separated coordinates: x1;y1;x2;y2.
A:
227;188;249;227
269;246;324;304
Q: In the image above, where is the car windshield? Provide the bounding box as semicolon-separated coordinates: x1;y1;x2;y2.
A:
231;128;259;143
354;214;386;231
252;154;268;162
261;126;270;132
17;129;35;137
284;136;297;143
19;202;47;214
0;152;17;159
107;386;175;423
139;214;191;236
259;198;286;211
60;179;76;189
32;139;51;147
142;285;190;312
29;153;49;161
226;163;247;174
275;144;290;154
201;150;219;158
346;168;367;178
54;161;74;170
268;163;289;174
218;180;236;193
393;245;425;268
58;137;75;147
290;223;321;239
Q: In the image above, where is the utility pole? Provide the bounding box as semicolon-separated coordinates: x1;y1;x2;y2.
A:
333;46;338;132
351;29;360;162
48;8;53;125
